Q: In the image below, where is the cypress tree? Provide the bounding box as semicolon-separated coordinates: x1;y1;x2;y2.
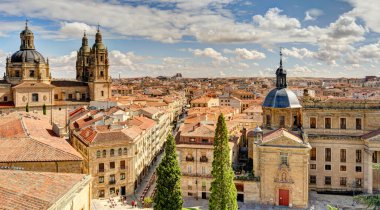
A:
42;104;47;115
154;134;183;210
209;114;238;210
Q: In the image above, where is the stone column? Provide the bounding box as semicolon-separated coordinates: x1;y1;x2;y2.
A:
364;148;373;194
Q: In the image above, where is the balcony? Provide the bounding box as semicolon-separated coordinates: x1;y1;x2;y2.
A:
186;156;194;162
200;156;208;163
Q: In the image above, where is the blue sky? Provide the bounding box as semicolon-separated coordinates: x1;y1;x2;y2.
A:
0;0;379;78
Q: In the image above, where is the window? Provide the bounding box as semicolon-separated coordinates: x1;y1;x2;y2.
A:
96;150;101;158
340;165;346;171
100;56;104;62
325;118;331;129
100;71;104;77
98;163;104;172
373;152;378;163
310;164;316;169
29;70;35;77
201;166;206;174
310;175;316;184
81;93;86;99
187;165;192;173
110;162;115;169
201;139;208;143
101;91;104;97
3;96;7;102
280;153;288;165
110;149;114;157
110;187;115;194
99;190;105;198
340;177;347;186
325;176;331;185
54;94;58;100
325;148;331;162
120;160;125;169
109;175;116;184
340;118;346;129
266;115;271;126
68;94;73;100
340;149;346;162
310;117;316;129
356;118;362;130
310;148;316;161
32;93;38;102
118;148;122;156
356;150;362;163
99;176;104;183
189;138;195;142
15;70;20;77
121;173;125;180
202;181;206;191
325;164;331;170
356;166;362;172
355;178;362;187
123;148;128;155
279;116;285;127
293;115;298;126
102;150;106;158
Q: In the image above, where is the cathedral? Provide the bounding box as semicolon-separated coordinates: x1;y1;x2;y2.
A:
0;22;111;108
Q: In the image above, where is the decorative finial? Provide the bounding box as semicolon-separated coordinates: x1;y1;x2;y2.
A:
97;23;100;32
84;29;86;36
279;47;283;67
25;18;29;29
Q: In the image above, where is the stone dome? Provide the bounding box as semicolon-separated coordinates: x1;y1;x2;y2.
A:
11;49;45;63
262;88;301;108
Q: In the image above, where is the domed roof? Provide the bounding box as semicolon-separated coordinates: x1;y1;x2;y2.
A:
20;28;33;35
11;49;45;63
263;88;301;108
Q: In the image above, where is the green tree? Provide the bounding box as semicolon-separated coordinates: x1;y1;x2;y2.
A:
354;194;380;209
154;134;183;210
209;114;238;210
26;103;29;112
42;104;47;115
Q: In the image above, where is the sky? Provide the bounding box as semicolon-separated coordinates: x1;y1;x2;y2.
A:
0;0;379;78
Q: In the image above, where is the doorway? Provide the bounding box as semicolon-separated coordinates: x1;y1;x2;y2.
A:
202;192;207;199
120;186;126;196
279;189;289;206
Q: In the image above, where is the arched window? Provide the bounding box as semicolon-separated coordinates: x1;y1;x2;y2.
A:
123;148;128;155
118;148;122;156
96;150;101;158
110;149;114;157
102;150;106;158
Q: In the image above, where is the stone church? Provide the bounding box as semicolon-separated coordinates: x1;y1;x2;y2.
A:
246;51;380;207
0;22;111;108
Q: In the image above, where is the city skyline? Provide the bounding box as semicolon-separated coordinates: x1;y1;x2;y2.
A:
0;0;379;78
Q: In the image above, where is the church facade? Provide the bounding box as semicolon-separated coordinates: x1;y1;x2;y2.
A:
0;22;111;109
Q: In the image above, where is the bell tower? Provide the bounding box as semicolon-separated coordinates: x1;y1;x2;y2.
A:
76;31;91;82
87;25;111;101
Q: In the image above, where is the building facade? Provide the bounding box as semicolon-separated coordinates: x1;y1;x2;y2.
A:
0;22;111;109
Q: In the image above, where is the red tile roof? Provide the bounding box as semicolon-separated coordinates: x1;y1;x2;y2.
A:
0;170;87;210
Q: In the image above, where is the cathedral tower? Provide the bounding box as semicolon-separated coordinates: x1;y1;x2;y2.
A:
76;31;91;82
86;26;111;101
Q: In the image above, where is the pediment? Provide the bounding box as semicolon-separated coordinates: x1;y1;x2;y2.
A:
261;129;309;148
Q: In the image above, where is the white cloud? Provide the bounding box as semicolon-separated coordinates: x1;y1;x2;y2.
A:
346;0;380;33
282;47;314;60
192;48;228;62
59;22;97;39
253;8;301;30
234;48;266;60
304;9;323;21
